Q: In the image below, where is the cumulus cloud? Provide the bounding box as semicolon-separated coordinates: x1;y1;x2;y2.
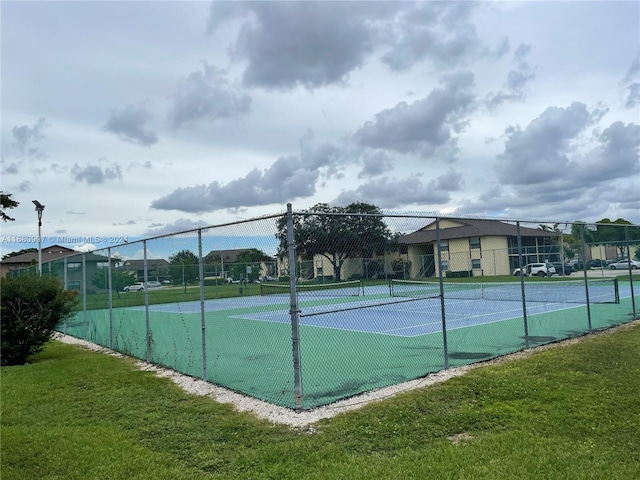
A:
169;63;252;129
486;44;536;109
352;71;476;160
380;1;485;71
144;218;211;237
357;151;395;178
496;102;598;185
71;162;123;184
11;117;49;159
103;103;158;146
333;169;464;209
622;52;640;109
151;131;346;213
207;2;488;90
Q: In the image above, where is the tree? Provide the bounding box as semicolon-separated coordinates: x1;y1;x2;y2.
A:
91;268;135;297
1;192;19;222
2;248;37;260
592;218;640;258
168;250;199;286
1;275;79;365
229;248;274;282
276;202;395;281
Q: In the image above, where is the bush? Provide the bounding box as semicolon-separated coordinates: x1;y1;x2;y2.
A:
1;275;79;366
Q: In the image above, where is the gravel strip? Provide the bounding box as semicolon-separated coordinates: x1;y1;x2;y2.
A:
53;319;638;428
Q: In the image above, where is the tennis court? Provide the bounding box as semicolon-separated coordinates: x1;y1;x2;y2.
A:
63;278;637;409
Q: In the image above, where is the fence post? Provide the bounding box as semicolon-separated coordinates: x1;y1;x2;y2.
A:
516;222;529;349
579;224;593;331
624;226;637;318
82;253;87;340
287;203;304;410
198;229;207;381
144;240;151;362
435;218;449;369
108;247;113;350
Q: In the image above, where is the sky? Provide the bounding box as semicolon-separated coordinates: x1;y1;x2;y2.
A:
1;0;639;258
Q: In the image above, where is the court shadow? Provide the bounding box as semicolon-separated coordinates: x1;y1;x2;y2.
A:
447;351;493;360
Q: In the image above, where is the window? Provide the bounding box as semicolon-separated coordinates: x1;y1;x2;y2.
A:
440;260;449;271
471;259;481;269
439;240;449;252
469;237;481;249
67;262;82;270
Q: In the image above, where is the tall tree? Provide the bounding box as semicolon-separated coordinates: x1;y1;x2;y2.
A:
276;202;395;280
593;218;640;258
168;249;199;286
1;192;19;222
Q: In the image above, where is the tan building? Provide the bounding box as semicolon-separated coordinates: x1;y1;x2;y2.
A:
399;218;559;278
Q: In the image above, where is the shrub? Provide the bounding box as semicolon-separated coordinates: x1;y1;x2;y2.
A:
1;275;79;366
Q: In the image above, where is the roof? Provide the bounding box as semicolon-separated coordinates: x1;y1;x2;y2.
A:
1;245;111;265
204;248;266;262
399;218;559;245
120;259;170;270
1;245;76;264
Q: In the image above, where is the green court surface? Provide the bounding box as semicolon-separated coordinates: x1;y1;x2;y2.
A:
60;281;638;409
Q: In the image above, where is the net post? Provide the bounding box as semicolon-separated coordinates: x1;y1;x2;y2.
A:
435;218;449;369
517;222;529;349
198;229;207;381
287;204;304;410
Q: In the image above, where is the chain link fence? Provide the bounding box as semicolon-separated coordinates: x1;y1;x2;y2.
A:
7;206;639;410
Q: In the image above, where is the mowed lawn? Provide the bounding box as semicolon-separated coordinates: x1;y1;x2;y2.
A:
2;321;639;480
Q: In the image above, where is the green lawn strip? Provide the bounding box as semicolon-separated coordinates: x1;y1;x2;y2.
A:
2;322;639;479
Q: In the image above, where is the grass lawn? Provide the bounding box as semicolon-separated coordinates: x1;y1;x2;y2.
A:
2;321;639;480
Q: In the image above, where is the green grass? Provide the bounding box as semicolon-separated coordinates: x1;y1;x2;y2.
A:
2;321;639;479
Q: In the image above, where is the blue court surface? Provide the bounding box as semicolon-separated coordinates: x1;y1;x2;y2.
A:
127;281;634;338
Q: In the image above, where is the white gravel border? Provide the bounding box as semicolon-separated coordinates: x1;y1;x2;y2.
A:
53;318;639;428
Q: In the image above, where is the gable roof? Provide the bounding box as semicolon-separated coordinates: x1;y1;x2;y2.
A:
119;259;170;270
399;218;559;245
1;245;76;264
204;248;264;263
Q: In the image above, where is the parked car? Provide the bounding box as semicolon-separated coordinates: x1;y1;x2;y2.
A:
550;262;573;276
513;263;556;277
123;282;145;292
608;259;640;270
146;281;162;289
589;259;604;268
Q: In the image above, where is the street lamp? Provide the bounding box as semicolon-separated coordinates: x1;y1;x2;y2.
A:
32;200;45;275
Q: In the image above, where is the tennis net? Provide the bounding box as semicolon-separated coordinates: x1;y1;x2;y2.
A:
390;278;619;304
260;279;363;297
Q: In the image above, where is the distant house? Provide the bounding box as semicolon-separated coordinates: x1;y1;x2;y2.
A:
118;259;170;282
1;244;115;292
398;218;559;277
1;244;76;278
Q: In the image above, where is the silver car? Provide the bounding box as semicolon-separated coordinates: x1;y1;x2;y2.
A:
608;259;640;270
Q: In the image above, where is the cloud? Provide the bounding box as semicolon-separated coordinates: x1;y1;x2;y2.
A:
208;2;488;90
103;103;158;146
357;151;395;178
380;1;485;71
208;2;393;90
496;102;598;185
169;63;252;129
151;132;346;213
11;118;49;159
71;162;123;184
352;71;476;160
622;52;640;109
144;217;211;237
1;162;19;175
333;169;464;209
485;44;536;109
